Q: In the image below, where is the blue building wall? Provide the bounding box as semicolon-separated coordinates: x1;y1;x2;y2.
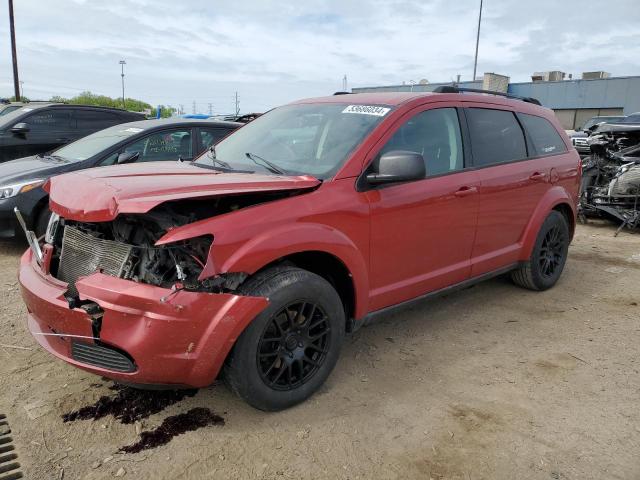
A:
508;76;640;114
353;76;640;114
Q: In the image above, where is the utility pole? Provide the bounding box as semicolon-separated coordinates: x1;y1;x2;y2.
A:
19;80;24;99
208;103;213;115
119;60;126;108
192;101;196;114
234;92;240;116
342;74;347;91
8;0;20;101
179;104;184;115
472;0;483;81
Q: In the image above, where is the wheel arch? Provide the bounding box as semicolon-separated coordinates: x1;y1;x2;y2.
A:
520;187;576;260
256;250;358;331
213;223;370;322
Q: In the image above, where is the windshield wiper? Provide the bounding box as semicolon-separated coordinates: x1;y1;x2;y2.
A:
245;152;287;175
42;154;67;163
206;147;234;170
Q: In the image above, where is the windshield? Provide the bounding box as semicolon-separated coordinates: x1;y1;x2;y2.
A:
52;124;146;162
0;105;21;117
582;116;626;130
194;103;390;179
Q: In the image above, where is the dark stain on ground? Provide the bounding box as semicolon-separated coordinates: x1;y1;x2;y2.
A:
62;384;198;424
119;407;224;454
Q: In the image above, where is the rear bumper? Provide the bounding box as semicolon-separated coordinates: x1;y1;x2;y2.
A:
19;249;269;387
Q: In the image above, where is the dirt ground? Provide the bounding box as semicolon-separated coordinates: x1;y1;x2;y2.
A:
1;221;639;480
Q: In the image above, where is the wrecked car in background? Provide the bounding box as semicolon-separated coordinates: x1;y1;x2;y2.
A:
568;115;627;155
18;89;580;411
580;120;640;233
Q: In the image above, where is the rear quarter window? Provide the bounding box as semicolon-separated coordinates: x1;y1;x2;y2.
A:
465;108;527;166
519;113;567;156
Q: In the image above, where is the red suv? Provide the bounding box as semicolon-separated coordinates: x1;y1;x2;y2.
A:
18;89;580;410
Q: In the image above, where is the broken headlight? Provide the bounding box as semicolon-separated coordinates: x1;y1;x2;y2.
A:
45;212;61;244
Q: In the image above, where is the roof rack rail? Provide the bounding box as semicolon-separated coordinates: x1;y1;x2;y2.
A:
432;85;542;106
333;91;351;95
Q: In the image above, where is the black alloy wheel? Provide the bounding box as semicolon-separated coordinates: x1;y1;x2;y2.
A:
224;266;345;411
511;210;570;291
257;301;331;391
538;224;566;279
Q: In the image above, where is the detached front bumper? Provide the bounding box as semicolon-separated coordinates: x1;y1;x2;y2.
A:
19;249;268;388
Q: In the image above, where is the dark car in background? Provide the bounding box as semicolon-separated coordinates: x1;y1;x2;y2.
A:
0;103;146;163
0;117;240;238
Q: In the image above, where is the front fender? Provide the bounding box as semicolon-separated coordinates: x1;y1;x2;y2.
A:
158;218;370;319
215;222;370;318
519;186;577;260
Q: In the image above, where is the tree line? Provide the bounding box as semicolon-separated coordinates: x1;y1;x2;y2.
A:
8;91;175;118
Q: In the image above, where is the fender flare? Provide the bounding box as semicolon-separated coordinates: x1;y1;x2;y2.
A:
519;186;576;260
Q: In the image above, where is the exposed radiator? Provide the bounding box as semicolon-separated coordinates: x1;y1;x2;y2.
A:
57;226;133;296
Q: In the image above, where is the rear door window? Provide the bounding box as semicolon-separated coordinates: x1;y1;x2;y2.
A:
465;108;527;166
73;110;122;132
123;129;193;162
518;113;567;156
198;127;232;152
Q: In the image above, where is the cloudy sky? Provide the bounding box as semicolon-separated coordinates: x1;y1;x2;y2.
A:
1;0;639;114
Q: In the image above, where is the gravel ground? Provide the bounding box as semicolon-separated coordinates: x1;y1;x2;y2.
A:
0;221;639;480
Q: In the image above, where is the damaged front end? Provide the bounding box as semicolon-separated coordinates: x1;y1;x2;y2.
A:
580;124;640;234
18;197;283;387
18;164;323;386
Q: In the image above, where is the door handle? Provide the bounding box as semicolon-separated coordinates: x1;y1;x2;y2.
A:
56;138;70;142
454;186;478;197
529;172;547;181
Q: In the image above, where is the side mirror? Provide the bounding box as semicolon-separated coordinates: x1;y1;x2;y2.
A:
11;122;30;135
117;151;140;164
366;150;426;185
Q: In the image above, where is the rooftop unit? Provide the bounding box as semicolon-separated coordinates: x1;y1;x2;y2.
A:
532;71;566;82
582;71;611;80
482;73;510;93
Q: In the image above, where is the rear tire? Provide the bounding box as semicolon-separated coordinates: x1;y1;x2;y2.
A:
511;210;569;291
224;266;345;411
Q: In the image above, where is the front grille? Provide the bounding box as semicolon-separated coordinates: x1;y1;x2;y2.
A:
58;226;133;296
71;341;136;373
0;414;23;480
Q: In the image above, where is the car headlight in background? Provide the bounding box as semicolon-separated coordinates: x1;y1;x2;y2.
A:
0;179;45;199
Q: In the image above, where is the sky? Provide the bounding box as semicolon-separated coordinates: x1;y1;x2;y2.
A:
1;0;640;114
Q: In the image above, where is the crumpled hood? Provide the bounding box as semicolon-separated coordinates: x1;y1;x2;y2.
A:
45;161;321;222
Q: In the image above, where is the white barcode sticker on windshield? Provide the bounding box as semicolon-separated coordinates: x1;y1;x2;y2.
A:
342;105;390;116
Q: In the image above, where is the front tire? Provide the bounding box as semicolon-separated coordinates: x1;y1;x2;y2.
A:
34;206;52;238
511;210;570;291
224;266;345;411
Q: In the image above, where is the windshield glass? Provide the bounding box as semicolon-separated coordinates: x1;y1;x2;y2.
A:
52;124;146;162
194;103;390;179
0;105;21;117
582;116;626;130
